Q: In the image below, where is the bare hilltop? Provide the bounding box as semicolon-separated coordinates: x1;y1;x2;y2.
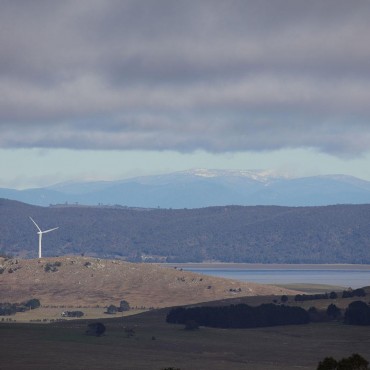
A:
0;257;297;309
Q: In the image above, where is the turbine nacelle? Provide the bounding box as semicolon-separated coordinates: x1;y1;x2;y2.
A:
29;217;59;258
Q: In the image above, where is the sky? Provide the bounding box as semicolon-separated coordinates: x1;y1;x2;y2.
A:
1;0;370;189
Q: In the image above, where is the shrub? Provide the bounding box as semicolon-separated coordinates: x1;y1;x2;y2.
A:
0;303;17;316
326;304;341;319
44;263;59;272
345;301;370;325
105;305;117;314
25;299;41;310
86;322;106;337
118;300;130;312
281;295;288;303
342;288;366;299
61;311;84;318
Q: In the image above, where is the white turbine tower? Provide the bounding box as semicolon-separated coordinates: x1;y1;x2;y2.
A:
29;217;59;258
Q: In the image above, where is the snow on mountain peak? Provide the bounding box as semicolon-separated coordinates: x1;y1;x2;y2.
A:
186;169;288;183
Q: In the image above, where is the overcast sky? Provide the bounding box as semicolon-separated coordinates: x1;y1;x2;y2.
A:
1;0;370;188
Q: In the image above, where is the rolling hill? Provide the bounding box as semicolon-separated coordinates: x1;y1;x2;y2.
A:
0;257;297;308
1;199;370;263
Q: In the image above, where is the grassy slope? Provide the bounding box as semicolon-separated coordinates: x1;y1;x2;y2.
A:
0;257;298;309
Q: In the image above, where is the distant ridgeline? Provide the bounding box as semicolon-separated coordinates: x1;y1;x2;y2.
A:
1;199;370;263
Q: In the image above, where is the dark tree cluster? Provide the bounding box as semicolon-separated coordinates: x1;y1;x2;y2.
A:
326;304;341;319
295;293;332;302
86;322;106;337
294;289;366;302
317;353;369;369
0;303;17;316
345;301;370;325
105;305;118;314
105;300;130;314
44;261;62;272
61;310;84;318
342;288;366;298
119;300;130;312
25;298;41;310
166;303;310;329
0;298;40;316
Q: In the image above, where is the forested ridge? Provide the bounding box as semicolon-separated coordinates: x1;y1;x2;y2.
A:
1;198;370;263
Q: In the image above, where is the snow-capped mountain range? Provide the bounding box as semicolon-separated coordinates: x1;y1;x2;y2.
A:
1;169;370;208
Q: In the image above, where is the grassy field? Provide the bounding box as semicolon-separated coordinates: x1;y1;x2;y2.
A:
1;292;370;370
6;306;147;323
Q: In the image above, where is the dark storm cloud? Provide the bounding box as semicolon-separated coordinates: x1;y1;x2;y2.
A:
1;0;370;155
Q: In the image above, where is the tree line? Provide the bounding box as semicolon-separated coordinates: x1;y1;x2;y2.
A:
294;288;366;302
0;298;40;316
166;303;310;329
167;293;370;330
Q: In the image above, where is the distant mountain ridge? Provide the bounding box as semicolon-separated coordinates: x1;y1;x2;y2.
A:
2;169;370;208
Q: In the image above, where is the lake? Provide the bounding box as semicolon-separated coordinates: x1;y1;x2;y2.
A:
168;264;370;289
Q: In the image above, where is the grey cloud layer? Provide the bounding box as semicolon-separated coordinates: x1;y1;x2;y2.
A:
1;0;370;155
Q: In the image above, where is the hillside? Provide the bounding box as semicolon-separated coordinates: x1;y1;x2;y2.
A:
2;169;370;208
0;257;296;308
1;199;370;263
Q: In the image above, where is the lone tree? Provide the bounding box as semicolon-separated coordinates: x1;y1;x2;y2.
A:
281;295;288;303
86;322;106;337
106;305;118;314
326;304;341;319
118;300;130;312
345;301;370;325
24;299;41;310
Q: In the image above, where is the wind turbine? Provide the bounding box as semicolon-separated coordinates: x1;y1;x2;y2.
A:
29;217;59;258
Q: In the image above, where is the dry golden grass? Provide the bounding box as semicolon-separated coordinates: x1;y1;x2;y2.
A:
7;307;146;323
0;257;299;311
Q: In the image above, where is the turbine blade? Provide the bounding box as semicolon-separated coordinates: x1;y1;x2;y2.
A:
42;227;59;234
29;217;42;232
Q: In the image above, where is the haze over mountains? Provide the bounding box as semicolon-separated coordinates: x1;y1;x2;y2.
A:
2;169;370;208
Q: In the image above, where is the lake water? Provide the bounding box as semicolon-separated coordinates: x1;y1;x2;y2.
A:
179;266;370;289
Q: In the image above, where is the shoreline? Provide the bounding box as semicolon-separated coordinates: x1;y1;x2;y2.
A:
159;263;370;270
